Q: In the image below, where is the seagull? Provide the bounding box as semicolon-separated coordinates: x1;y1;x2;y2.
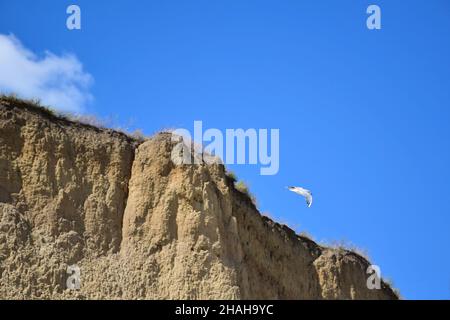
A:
287;186;313;208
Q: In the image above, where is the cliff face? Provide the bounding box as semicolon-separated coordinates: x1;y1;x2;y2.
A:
0;98;398;299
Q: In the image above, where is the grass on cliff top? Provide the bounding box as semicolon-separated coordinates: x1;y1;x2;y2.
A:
320;239;371;261
319;238;401;298
226;170;258;207
383;277;402;299
0;94;58;118
0;93;147;142
224;168;403;298
225;170;238;182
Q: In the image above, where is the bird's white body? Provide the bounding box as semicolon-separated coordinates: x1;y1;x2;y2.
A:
288;186;313;207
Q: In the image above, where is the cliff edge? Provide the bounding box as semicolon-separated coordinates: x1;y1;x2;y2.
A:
0;97;398;299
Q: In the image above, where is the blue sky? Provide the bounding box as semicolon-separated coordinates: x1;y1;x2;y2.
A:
1;0;450;299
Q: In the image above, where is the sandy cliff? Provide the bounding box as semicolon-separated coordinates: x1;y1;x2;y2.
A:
0;97;398;299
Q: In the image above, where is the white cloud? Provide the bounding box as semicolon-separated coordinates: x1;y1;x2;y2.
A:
0;34;93;112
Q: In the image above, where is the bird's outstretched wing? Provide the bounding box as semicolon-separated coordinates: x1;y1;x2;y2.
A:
288;186;313;208
304;192;312;207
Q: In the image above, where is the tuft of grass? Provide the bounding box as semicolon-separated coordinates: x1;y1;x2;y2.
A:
235;180;258;207
65;113;148;142
1;93;148;142
63;113;106;128
224;170;258;207
321;239;370;261
383;277;402;299
1;93;59;118
225;170;238;182
155;127;176;135
129;129;146;141
261;211;273;219
234;180;249;195
299;231;315;241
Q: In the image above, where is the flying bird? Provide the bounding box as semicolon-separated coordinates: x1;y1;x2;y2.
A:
287;186;313;208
